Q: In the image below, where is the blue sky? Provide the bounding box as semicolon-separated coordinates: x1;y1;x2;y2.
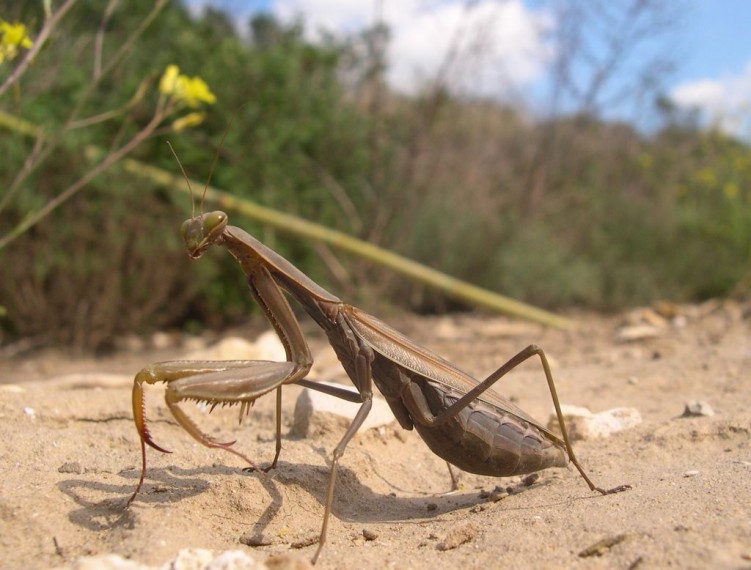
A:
680;1;750;81
189;1;751;135
668;1;751;134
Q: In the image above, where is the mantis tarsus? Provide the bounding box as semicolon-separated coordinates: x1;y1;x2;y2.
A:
128;208;630;564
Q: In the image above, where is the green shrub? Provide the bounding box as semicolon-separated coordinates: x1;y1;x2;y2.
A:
2;3;750;350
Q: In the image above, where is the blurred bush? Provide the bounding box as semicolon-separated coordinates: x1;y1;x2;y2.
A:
1;2;749;350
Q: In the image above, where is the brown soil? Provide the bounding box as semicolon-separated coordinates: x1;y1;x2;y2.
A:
1;303;749;569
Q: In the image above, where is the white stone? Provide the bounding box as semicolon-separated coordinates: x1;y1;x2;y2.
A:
548;405;642;440
682;400;715;417
40;373;132;389
184;331;285;362
207;550;267;570
151;331;176;350
253;330;288;362
58;554;149;570
165;548;215;570
55;550;270;570
616;325;662;342
291;380;395;437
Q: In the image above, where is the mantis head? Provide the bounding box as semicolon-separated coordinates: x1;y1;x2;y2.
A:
181;211;228;259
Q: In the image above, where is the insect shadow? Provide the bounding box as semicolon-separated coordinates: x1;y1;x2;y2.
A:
57;464;260;532
60;456;506;539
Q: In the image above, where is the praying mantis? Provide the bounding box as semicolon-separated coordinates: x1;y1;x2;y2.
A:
127;173;629;564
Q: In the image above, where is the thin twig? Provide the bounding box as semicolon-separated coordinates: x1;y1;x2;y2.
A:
0;130;45;213
94;0;120;80
0;0;168;226
68;77;150;130
66;0;168;127
114;157;571;328
0;109;166;251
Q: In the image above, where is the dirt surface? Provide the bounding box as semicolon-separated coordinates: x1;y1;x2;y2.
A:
1;302;750;569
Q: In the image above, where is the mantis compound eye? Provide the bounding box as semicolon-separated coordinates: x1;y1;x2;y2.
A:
203;211;227;234
181;212;226;258
180;218;191;241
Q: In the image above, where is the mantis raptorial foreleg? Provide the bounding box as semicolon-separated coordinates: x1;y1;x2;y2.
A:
128;358;305;504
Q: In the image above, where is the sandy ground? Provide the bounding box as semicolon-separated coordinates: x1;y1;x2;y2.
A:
0;302;749;570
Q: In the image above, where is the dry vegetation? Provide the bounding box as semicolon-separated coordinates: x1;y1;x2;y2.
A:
1;0;748;352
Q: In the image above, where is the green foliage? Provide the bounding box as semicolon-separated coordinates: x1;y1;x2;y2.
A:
0;2;370;348
0;176;197;348
1;2;750;350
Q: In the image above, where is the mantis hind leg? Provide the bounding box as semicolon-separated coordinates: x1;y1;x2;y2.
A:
406;344;630;495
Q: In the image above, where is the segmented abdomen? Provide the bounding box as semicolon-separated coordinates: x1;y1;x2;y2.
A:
414;381;568;476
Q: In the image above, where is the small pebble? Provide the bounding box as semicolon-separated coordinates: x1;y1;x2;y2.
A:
616;325;661;342
578;534;628;558
426;502;438;511
627;555;645;570
522;473;540;486
239;534;273;547
58;462;84;474
682;400;714;417
683;470;700;478
489;490;508;502
362;529;377;541
290;535;319;549
438;523;479;551
23;407;35;418
672;315;688;328
265;555;314;570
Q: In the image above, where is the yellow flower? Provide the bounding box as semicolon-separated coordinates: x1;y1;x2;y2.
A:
637;153;653;170
0;20;33;64
159;65;216;108
694;167;716;188
172;112;206;131
159;64;180;95
723;182;739;199
180;76;216;107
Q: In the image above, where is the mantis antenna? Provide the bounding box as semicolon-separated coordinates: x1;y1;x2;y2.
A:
200;113;237;215
166;140;195;218
168;105;248;216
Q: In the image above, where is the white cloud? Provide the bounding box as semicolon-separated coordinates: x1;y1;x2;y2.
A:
273;0;372;34
671;80;725;108
272;0;554;98
671;63;751;136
